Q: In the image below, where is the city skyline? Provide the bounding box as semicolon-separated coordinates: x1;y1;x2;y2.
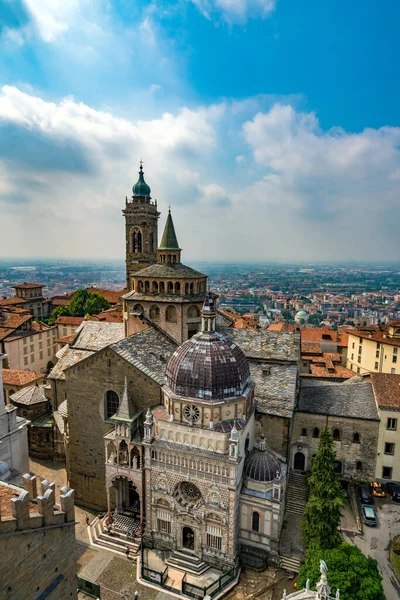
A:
1;1;400;261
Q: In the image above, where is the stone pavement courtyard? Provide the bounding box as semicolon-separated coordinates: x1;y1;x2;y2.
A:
29;458;298;600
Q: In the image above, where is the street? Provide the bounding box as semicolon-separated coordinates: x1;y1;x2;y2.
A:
342;497;400;600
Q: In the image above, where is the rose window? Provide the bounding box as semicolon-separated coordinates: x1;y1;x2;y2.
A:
184;405;200;423
174;481;202;507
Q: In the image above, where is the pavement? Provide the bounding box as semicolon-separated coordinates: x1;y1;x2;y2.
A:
342;496;400;600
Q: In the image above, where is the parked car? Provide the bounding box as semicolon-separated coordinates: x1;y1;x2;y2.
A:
361;505;377;527
359;484;373;504
386;483;400;502
370;482;386;498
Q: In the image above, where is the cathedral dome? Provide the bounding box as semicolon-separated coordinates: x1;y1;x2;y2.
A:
244;445;281;482
165;330;250;400
132;163;151;198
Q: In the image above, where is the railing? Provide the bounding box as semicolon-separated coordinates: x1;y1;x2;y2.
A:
141;545;239;598
182;564;239;599
150;460;231;485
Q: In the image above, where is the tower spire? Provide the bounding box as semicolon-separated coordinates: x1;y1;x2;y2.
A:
201;291;217;333
157;208;182;265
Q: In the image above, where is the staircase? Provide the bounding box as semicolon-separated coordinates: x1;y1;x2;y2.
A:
278;471;309;572
279;555;302;572
285;471;309;516
165;549;209;576
89;516;141;558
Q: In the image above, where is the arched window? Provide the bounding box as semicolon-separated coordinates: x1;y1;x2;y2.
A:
175;282;180;294
118;440;129;466
252;511;260;533
149;232;154;254
138;280;143;293
167;281;174;294
173;255;176;264
133;304;144;313
144;281;150;293
152;281;158;293
312;427;319;438
356;461;362;471
166;306;177;323
137;231;142;252
188;305;200;318
353;432;360;443
159;281;165;293
185;283;189;295
189;283;194;294
332;428;341;441
150;305;160;320
105;390;119;420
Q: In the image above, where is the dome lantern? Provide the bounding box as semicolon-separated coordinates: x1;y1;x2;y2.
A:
132;161;151;198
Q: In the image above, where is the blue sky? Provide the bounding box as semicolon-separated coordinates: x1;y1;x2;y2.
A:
0;0;399;261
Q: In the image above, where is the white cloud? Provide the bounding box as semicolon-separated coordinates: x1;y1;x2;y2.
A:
1;87;400;262
21;0;82;42
191;0;275;23
242;103;400;219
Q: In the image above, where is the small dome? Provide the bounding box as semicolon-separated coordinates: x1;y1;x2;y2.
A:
165;331;250;401
132;163;151;198
296;310;308;317
244;447;281;482
0;460;10;480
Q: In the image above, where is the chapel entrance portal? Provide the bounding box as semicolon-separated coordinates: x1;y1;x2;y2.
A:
182;526;195;550
294;451;305;471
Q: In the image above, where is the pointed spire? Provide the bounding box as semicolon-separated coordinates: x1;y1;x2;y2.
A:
230;420;239;442
259;435;266;451
145;407;153;425
113;377;133;421
159;208;181;250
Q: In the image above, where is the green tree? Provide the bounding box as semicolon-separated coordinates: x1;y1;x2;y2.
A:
302;427;345;550
69;289;90;316
83;293;110;316
47;305;71;325
298;543;385;600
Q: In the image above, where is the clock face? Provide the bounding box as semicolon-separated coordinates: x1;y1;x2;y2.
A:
184;404;200;422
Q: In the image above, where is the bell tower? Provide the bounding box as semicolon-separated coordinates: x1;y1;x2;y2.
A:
123;162;160;291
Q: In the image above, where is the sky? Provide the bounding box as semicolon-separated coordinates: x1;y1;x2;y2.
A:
0;0;400;262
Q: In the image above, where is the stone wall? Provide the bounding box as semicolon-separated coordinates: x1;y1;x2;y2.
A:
291;412;379;480
256;413;291;458
67;347;162;509
0;476;76;600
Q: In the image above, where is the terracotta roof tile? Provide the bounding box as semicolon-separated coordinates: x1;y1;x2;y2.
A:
0;297;29;305
371;373;400;409
86;287;127;304
55;316;84;326
13;283;44;289
2;369;43;386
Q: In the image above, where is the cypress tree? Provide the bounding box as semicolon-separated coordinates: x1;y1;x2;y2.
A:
302;427;345;550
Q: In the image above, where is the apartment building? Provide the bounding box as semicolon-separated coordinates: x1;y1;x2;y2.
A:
0;309;57;373
347;322;400;375
371;373;400;482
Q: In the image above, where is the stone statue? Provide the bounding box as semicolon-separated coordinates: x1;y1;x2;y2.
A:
320;559;327;578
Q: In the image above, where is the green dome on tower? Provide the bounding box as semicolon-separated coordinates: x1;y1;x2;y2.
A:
132;162;151;198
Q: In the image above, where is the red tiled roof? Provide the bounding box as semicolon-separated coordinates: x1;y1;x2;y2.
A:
86;287;127;304
267;323;296;332
301;342;322;355
13;283;44;289
55;316;84;326
301;326;336;342
2;369;43;386
371;373;400;409
90;311;123;323
56;334;76;344
349;329;400;348
49;298;71;307
307;364;354;379
0;297;29;306
0;312;31;330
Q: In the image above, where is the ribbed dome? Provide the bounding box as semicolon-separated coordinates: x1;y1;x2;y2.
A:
132;163;151;197
244;448;281;482
165;331;250;400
